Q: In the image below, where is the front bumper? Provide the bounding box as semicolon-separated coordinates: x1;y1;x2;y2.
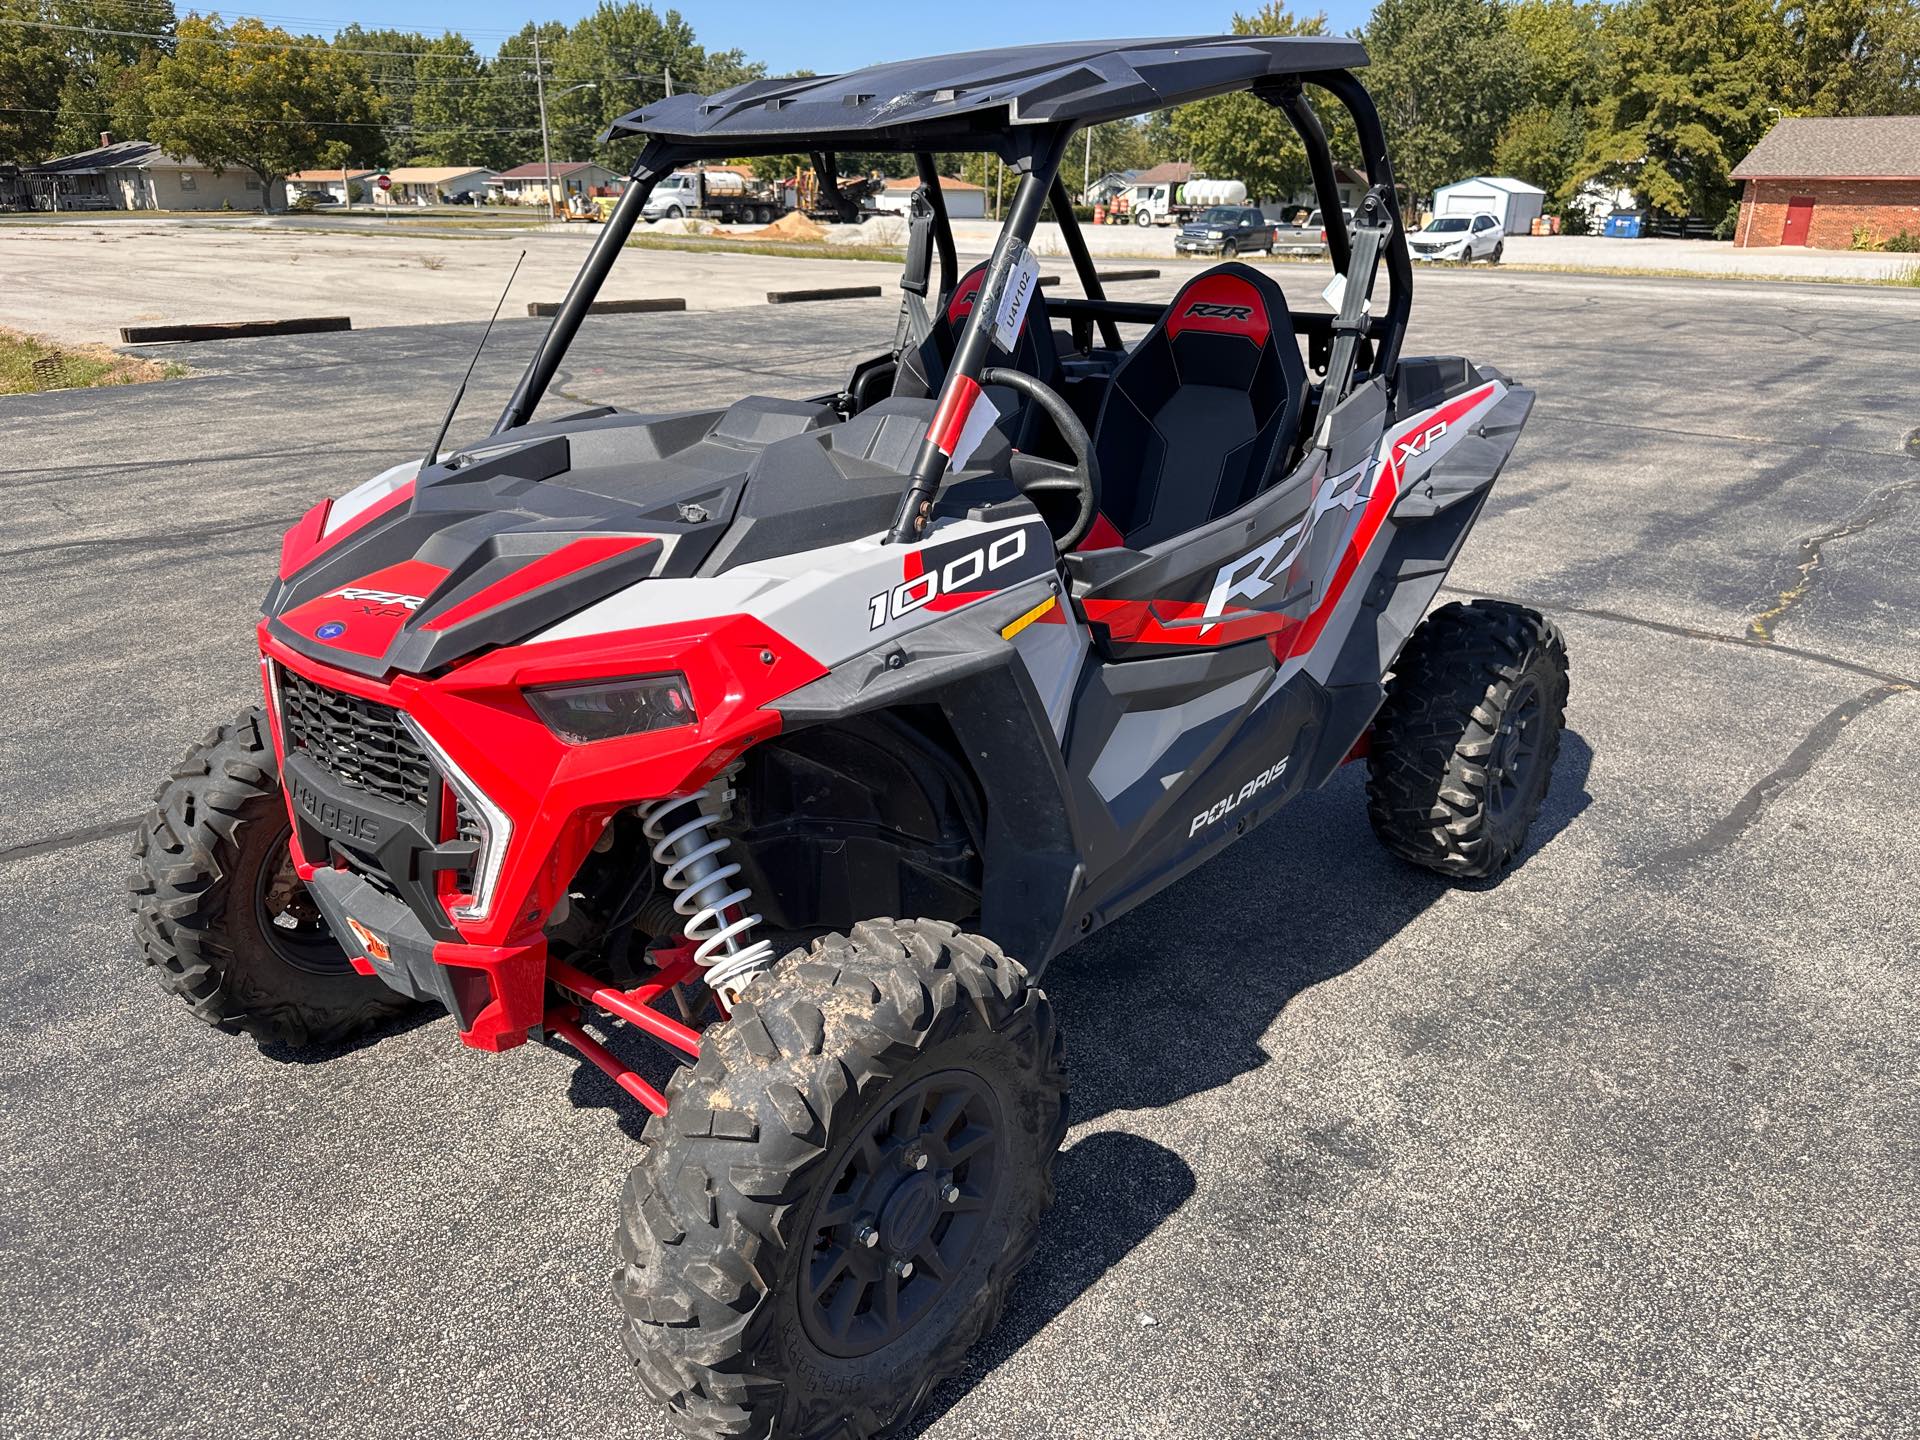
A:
258;609;820;1051
1174;238;1226;254
302;863;547;1049
1410;246;1471;262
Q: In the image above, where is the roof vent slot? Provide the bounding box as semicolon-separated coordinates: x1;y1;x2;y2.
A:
843;92;875;108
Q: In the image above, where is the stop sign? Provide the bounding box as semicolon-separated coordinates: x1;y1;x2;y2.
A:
375;173;392;190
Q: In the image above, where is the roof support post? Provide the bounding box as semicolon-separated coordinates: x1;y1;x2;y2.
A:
913;152;958;302
1305;69;1412;382
887;128;1068;544
492;152;667;434
1048;170;1122;350
1264;82;1351;277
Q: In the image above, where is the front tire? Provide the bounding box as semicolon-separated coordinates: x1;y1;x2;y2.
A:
615;919;1067;1440
128;708;419;1046
1366;601;1569;879
1134;208;1152;227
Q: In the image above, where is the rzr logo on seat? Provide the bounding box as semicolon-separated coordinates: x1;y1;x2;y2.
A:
325;586;427;611
1184;302;1254;321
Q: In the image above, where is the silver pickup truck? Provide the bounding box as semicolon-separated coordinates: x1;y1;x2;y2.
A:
1269;206;1354;257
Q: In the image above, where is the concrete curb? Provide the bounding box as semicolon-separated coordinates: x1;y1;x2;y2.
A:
766;285;884;304
119;317;351;343
525;298;687;316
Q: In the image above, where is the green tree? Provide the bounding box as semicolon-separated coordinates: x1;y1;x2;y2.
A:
47;0;175;155
1495;0;1607;208
482;23;567;169
1072;118;1153;196
1163;4;1330;201
407;33;488;166
547;4;763;169
1365;0;1527;213
1780;1;1920;116
0;0;68;160
1572;0;1786;218
146;16;384;209
333;24;429;167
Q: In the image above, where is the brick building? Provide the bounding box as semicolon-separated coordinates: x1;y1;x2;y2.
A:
1732;116;1920;249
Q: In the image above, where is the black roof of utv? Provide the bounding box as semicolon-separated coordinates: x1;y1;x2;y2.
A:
606;35;1370;153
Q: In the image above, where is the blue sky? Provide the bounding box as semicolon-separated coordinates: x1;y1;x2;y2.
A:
267;1;1379;72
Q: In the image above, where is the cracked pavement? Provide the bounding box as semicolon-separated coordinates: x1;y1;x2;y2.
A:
2;269;1916;1439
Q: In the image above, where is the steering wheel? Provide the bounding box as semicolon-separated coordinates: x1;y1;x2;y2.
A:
978;366;1098;552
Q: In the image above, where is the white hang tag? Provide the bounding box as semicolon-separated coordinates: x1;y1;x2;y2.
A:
948;390;1004;471
991;242;1043;351
1321;272;1348;311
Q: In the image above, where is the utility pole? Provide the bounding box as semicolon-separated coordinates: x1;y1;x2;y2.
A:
1083;125;1091;204
664;65;672;96
533;34;554;220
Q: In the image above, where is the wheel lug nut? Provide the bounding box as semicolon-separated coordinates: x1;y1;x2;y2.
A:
891;1258;914;1279
913;1152;929;1171
856;1223;879;1249
941;1182;961;1204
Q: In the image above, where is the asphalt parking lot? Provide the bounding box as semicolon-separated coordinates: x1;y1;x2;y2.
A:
2;268;1917;1438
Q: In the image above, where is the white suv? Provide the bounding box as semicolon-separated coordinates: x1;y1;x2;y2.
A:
1409;211;1505;263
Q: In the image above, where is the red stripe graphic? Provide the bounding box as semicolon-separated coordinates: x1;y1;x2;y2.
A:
928;374;981;457
421;536;656;633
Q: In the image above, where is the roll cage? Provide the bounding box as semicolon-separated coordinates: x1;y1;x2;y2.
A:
491;36;1412;545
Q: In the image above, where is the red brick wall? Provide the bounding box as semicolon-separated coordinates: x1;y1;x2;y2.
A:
1735;178;1920;248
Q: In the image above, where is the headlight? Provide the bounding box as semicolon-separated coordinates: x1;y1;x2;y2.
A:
401;715;510;924
527;673;696;744
1207;229;1224;239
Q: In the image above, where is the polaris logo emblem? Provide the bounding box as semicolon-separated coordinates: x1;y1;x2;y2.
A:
1184;302;1254;321
325;586;427;611
293;779;382;843
1189;758;1288;836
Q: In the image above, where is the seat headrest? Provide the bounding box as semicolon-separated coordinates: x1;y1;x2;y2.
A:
1163;265;1281;348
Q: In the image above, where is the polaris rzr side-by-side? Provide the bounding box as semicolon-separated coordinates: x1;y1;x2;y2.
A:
131;35;1567;1440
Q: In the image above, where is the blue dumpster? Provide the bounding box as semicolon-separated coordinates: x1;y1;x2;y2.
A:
1603;209;1646;238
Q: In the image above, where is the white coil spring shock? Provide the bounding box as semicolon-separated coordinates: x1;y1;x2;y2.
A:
638;783;775;1003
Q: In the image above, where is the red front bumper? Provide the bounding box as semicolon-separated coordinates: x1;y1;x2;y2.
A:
258;612;823;1051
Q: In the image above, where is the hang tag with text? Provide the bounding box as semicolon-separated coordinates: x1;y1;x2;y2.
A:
991;242;1043;350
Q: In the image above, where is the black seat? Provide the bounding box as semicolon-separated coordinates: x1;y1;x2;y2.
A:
892;260;1063;451
1087;263;1307;549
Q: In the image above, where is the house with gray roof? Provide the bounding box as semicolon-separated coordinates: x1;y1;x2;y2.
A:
24;135;286;211
1731;116;1920;249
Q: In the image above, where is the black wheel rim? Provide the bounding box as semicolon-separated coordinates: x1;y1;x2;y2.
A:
799;1068;1006;1358
253;826;353;975
1486;678;1543;819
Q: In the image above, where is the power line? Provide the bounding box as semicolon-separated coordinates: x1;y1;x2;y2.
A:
0;103;548;134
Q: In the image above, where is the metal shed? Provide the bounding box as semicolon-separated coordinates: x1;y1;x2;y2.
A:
1432;176;1546;234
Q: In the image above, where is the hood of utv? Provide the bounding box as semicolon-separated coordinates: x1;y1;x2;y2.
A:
265;393;983;680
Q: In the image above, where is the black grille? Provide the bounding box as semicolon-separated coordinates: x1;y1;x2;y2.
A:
278;667;434;811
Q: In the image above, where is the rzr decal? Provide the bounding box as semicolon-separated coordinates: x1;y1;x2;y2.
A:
1184;302;1254;321
327;586;429;612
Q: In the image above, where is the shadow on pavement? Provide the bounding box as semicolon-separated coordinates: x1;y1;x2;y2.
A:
899;1130;1198;1438
1049;733;1591;1127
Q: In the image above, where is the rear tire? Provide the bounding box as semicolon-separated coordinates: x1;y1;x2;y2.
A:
1366;601;1569;880
1489;239;1504;263
615;919;1067;1440
128;708;419;1047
